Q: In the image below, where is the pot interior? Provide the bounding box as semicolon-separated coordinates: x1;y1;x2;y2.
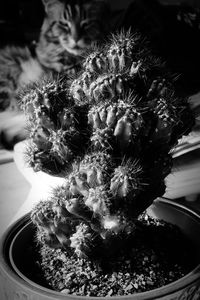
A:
8;197;200;297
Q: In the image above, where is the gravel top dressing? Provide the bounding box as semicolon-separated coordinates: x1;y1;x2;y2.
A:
34;214;195;297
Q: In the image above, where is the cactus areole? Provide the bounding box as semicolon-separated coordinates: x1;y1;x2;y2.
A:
21;31;193;261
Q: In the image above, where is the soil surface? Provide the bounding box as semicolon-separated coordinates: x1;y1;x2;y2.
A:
34;214;195;297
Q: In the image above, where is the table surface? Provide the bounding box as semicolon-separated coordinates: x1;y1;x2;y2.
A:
0;160;31;237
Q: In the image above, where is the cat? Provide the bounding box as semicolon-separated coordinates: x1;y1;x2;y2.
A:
0;0;111;149
36;0;110;73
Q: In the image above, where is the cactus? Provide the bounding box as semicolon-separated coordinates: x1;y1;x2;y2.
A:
21;30;194;260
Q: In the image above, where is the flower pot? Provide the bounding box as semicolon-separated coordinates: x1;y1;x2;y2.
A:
1;198;200;300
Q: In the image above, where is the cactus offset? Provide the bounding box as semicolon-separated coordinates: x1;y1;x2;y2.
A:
21;78;89;175
21;31;194;259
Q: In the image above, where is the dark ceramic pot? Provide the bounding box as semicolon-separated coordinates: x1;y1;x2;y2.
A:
0;198;200;300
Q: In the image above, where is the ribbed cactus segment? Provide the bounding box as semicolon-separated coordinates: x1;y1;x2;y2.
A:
110;159;143;199
88;96;144;153
107;38;133;72
24;140;69;175
26;30;194;260
21;78;70;125
80;152;112;177
70;223;94;258
67;157;112;219
31;200;55;229
83;49;106;73
31;198;79;249
85;186;110;216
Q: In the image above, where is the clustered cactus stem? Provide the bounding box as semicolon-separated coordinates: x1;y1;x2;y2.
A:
21;30;194;259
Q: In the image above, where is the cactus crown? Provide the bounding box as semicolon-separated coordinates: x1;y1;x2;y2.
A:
21;30;194;259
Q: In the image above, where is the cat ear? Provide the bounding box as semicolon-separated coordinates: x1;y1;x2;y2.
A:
42;0;64;18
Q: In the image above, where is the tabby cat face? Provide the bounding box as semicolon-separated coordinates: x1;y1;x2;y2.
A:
42;0;110;56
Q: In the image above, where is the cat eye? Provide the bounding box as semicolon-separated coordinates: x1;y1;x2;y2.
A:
59;21;70;29
81;20;90;30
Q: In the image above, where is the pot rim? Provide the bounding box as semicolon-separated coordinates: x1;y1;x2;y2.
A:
1;197;200;300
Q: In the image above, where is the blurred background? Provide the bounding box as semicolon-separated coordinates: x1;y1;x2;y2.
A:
0;0;200;95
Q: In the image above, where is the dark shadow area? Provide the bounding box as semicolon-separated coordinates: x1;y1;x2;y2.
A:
0;0;44;47
118;0;200;96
